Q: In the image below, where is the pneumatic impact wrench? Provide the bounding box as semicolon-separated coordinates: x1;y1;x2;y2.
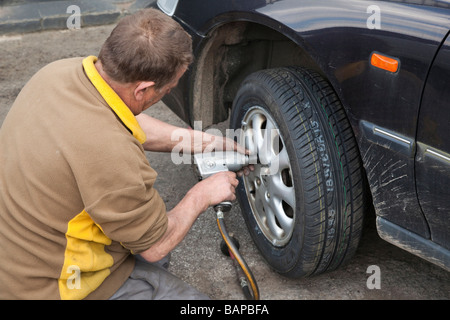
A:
193;151;260;300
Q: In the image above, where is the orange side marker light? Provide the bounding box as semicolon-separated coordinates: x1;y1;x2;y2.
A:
371;52;399;73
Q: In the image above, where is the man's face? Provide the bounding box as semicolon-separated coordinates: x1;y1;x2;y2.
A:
139;66;187;113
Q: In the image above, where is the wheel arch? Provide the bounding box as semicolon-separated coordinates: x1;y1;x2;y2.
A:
189;19;326;128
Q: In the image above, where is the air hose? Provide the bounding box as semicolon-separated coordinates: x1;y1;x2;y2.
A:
215;203;260;300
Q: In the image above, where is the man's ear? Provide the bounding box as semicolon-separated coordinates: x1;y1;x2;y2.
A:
134;81;156;101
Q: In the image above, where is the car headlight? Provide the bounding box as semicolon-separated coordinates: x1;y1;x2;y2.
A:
157;0;179;16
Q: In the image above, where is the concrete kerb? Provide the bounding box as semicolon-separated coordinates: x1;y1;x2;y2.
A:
0;0;155;36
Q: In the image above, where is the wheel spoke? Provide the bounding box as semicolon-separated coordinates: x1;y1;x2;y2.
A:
250;113;265;154
278;147;290;170
263;201;284;239
269;174;296;208
244;128;256;156
259;119;274;165
267;177;294;228
273;199;293;233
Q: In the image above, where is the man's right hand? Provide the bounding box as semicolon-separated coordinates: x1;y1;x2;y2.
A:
191;171;239;212
140;171;239;263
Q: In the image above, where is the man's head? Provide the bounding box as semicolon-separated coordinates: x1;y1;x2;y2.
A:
99;8;193;90
97;8;192;114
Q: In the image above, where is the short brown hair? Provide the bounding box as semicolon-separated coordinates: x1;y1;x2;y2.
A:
98;8;193;89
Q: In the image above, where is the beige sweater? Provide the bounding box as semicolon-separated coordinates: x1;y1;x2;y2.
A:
0;57;167;300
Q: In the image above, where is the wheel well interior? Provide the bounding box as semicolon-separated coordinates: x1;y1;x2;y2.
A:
191;21;322;127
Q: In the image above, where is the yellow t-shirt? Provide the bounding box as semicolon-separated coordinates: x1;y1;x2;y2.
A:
0;57;168;299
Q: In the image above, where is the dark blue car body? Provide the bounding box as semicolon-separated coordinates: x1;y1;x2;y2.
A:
152;0;450;272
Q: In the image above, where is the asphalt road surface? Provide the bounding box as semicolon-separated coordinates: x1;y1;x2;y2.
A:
0;24;449;300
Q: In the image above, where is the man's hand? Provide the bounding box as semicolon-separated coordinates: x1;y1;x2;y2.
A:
192;171;239;210
139;171;239;263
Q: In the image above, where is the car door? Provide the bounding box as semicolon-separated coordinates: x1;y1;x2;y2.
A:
415;32;450;251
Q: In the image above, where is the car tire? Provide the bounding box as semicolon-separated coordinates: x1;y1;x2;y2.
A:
230;67;366;278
